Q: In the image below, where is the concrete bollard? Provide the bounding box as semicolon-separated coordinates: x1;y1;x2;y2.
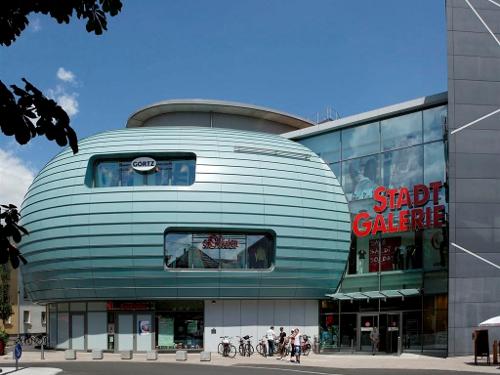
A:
64;349;76;360
120;350;133;360
147;350;158;361
176;350;188;361
92;349;103;360
397;336;402;356
200;351;211;362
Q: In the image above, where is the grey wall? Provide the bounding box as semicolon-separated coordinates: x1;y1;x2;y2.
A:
447;0;500;356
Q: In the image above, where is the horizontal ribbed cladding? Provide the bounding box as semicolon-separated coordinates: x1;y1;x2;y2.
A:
20;127;350;302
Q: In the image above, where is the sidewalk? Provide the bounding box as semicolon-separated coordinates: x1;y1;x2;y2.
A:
1;349;500;374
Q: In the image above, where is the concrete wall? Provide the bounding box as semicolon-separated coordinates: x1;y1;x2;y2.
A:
203;299;318;352
447;0;500;356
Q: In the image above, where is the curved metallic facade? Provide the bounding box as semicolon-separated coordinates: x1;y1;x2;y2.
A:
20;127;350;302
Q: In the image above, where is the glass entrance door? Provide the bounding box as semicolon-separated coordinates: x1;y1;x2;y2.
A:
382;313;401;353
71;314;85;350
359;314;378;351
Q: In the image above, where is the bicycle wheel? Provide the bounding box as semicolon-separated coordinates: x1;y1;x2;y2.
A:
25;336;33;345
238;343;245;356
246;343;254;356
256;343;267;357
228;344;237;358
42;336;48;346
218;343;224;355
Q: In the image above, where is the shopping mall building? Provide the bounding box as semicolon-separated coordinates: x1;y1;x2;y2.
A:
18;0;500;356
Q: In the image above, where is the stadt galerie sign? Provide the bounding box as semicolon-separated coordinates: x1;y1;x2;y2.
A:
352;181;445;237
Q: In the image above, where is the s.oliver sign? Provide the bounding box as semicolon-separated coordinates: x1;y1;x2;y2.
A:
352;181;446;237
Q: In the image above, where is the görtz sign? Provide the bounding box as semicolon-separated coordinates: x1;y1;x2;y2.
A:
131;156;156;172
352;181;445;237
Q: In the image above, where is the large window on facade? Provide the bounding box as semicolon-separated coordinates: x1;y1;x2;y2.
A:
164;231;275;270
381;111;422;151
341;155;381;201
423;105;446;143
94;156;195;187
299;131;341;164
341;122;380;159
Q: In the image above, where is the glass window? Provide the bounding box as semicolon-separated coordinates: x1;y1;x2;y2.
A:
423;105;446;143
383;145;423;190
94;156;195;187
299;131;341;164
381;111;422;151
423;228;448;271
95;161;120;187
164;231;275;270
342;155;380;201
424;142;445;186
328;162;341;182
341;122;380;159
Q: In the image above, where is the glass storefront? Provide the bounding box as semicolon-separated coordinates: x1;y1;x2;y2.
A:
164;231;275;270
302;104;448;355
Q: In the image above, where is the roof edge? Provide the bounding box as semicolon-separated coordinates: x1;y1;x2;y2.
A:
126;99;314;130
283;92;448;140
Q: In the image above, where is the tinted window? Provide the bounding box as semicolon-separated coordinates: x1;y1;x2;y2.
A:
299;131;341;163
423;105;446;143
94;156;195;187
164;231;275;270
381;111;422;151
341;122;380;159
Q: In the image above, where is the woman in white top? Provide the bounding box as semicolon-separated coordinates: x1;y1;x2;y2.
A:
292;328;302;364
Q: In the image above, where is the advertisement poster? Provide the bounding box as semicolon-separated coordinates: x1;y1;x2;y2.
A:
158;317;174;347
369;237;401;272
138;320;151;335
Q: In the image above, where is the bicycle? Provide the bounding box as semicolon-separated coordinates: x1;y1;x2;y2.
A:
237;335;254;357
31;334;48;347
218;336;236;358
255;336;267;357
15;334;32;346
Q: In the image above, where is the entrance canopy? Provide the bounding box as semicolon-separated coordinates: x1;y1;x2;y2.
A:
326;288;420;301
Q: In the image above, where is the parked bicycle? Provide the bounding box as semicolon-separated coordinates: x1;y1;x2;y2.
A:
218;336;236;357
237;335;254;357
301;334;312;356
255;336;268;357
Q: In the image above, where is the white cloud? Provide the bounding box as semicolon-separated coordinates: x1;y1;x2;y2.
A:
47;83;79;117
57;67;76;83
0;149;35;209
57;93;79;117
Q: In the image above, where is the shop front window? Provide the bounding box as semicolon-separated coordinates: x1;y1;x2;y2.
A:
156;301;203;350
164;231;275;270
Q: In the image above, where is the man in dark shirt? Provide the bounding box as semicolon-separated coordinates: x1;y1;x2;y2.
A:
277;327;287;359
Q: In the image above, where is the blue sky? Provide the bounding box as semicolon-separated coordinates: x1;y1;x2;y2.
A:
0;0;446;205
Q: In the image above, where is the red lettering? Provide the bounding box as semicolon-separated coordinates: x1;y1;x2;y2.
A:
387;189;398;210
413;184;429;207
425;206;432;228
433;205;446;227
398;210;410;232
396;188;412;210
387;212;398;233
411;208;424;230
353;212;372;237
371;214;387;235
430;181;443;205
373;186;387;213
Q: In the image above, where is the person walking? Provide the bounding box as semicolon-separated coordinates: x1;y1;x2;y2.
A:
276;327;287;360
292;328;302;364
289;329;296;361
370;327;380;355
266;326;276;356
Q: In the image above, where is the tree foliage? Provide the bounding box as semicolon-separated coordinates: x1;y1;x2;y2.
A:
0;264;13;325
0;0;123;269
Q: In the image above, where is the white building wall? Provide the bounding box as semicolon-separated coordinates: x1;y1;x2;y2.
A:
204;299;318;352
